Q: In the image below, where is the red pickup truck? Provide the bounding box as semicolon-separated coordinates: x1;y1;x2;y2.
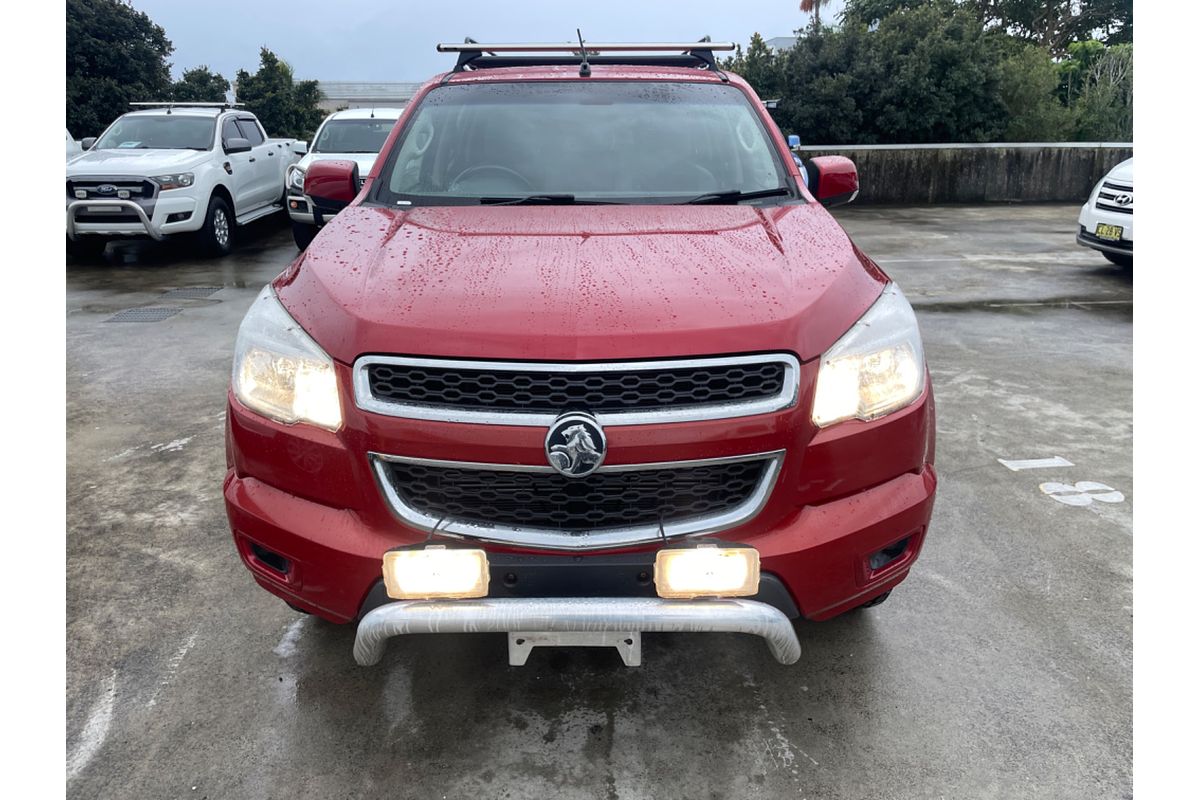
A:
224;41;936;667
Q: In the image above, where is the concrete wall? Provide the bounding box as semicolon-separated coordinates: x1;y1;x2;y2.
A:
797;143;1133;204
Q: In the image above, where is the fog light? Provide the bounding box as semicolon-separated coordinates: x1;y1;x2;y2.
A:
382;546;490;600
654;545;760;599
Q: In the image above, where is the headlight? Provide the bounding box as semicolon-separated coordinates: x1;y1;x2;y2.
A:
288;166;306;192
154;173;194;190
232;286;342;430
811;284;925;427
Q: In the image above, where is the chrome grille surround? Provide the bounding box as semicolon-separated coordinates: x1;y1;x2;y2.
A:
370;450;785;550
353;353;801;426
1096;180;1133;214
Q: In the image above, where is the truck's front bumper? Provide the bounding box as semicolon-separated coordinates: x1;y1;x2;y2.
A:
353;596;802;666
67;195;202;240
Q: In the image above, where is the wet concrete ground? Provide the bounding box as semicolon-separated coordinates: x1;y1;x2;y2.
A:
66;205;1132;799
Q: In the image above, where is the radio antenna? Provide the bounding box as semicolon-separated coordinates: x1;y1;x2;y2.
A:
576;29;591;77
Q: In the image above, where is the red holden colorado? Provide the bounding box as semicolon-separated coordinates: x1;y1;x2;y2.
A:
224;41;936;667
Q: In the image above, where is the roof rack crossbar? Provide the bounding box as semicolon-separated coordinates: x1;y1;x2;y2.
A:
129;101;244;112
438;39;734;81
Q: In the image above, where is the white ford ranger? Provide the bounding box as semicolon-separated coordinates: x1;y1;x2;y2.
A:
66;103;306;258
285;107;404;249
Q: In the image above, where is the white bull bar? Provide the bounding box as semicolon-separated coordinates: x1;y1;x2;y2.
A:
353;596;803;666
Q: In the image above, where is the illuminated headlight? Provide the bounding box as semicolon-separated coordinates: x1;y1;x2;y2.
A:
288;166;306;192
231;286;342;430
154;172;194;190
654;545;760;599
811;284;926;427
382;546;490;600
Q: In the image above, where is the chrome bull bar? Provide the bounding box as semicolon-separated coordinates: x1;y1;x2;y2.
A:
66;199;163;241
353;596;802;666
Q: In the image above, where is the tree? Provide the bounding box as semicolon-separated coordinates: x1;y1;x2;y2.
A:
172;66;230;103
1072;43;1132;140
997;45;1075;140
800;0;827;32
233;48;323;139
66;0;173;136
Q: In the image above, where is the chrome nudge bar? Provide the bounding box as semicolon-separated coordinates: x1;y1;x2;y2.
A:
66;199;163;241
353;597;802;666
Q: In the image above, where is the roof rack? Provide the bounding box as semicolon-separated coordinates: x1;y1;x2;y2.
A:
437;37;735;82
129;101;244;114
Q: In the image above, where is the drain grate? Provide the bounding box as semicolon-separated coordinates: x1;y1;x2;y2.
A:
106;307;182;323
160;286;222;299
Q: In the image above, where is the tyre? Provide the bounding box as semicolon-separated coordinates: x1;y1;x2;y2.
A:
1103;252;1132;268
66;236;107;260
857;590;891;609
291;220;317;250
197;195;234;256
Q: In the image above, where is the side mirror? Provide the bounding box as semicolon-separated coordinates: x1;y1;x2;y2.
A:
305;159;360;224
80;137;97;150
224;137;252;154
292;141;308;155
807;156;858;208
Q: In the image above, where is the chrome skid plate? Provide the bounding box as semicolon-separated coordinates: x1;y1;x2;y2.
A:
508;631;642;666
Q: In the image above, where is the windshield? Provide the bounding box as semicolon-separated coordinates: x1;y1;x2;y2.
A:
94;115;215;150
374;82;790;205
312;118;396;153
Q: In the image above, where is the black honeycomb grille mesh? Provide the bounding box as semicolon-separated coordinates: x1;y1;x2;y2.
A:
367;361;786;413
384;460;767;532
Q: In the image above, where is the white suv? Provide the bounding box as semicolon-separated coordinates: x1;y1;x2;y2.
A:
285;107;404;249
1077;157;1132;267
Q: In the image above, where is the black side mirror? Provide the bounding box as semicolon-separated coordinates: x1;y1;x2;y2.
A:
224;137;251;154
80;137;97;150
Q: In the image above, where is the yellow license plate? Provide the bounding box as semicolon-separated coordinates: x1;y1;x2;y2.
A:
1095;223;1124;241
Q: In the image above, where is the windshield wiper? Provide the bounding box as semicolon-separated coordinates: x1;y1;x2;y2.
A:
478;194;614;206
684;187;792;205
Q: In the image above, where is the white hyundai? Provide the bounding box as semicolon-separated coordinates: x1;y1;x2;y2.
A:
1077;157;1132;267
285;107;404;249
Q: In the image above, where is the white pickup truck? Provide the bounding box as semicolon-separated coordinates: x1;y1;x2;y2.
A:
66;103;306;258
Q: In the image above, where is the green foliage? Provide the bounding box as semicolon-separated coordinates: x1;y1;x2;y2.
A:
998;45;1076;141
233;48;324;140
172;66;230;103
66;0;173;136
1072;43;1132;140
730;2;1131;144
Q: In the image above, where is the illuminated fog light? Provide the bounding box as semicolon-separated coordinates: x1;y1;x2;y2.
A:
382;546;490;600
654;545;760;599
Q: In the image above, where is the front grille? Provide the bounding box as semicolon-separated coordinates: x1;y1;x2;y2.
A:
356;354;798;424
380;458;769;533
1096;180;1133;214
67;178;157;200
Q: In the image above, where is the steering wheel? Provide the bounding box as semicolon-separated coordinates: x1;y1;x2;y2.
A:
644;161;721;193
448;165;534;194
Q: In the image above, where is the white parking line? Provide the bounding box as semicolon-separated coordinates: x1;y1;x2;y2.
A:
998;456;1074;471
66;668;116;784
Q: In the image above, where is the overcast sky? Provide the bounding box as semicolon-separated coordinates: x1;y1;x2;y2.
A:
133;0;844;82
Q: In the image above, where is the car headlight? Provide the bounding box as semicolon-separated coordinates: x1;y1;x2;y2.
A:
232;286;342;430
811;284;925;427
288;166;306;192
154;173;194;190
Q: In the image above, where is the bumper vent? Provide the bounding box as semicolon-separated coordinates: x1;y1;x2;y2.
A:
371;451;784;550
383;459;765;532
